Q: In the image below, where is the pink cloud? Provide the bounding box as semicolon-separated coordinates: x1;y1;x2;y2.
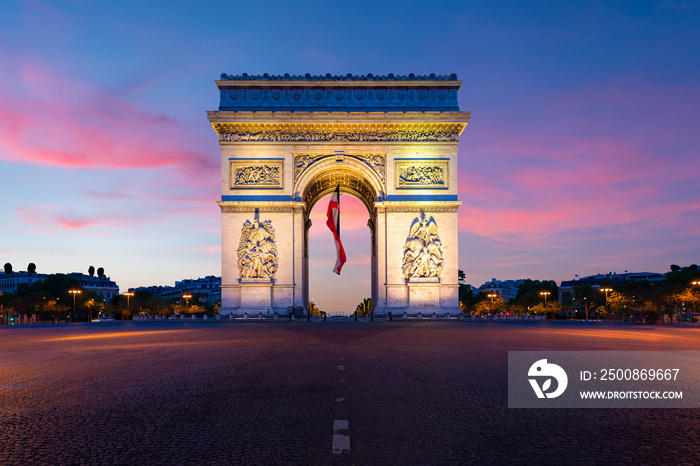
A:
457;79;700;249
0;56;217;179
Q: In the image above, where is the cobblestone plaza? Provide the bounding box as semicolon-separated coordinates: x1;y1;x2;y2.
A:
2;321;700;464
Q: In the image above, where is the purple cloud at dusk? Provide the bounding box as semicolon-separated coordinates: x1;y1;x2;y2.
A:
1;1;698;313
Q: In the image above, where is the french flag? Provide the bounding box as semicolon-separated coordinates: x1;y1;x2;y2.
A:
326;184;347;275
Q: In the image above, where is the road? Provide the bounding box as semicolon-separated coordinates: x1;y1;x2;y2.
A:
1;320;699;465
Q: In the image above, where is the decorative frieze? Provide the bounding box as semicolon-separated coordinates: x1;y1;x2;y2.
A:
402;213;443;280
237;218;278;279
395;160;448;189
230;160;283;189
220;129;459;143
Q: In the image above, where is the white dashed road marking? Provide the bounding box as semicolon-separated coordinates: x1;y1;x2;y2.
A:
332;420;350;454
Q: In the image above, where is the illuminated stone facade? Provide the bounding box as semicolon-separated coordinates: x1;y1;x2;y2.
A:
209;74;470;315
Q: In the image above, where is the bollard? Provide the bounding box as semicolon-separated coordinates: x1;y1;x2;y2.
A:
432;313;437;320
259;313;263;320
323;313;327;322
244;313;248;320
229;313;233;320
389;312;392;321
403;312;408;320
354;311;357;321
307;311;310;322
371;312;374;322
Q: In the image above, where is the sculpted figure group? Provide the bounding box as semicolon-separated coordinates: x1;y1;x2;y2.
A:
402;213;443;279
237;218;278;279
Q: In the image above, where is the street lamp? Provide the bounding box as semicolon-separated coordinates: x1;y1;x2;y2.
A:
600;288;613;319
124;292;134;311
487;293;497;303
540;291;551;306
68;289;81;323
182;294;192;307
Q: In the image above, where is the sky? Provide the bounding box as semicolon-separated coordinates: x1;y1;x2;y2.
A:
1;0;699;313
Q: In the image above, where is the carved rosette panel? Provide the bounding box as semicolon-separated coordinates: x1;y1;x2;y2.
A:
293;153;385;184
402;213;443;280
396;160;448;189
237;218;278;279
220;129;459;143
230;160;283;189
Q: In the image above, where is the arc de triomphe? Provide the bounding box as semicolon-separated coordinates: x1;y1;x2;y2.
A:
208;73;470;316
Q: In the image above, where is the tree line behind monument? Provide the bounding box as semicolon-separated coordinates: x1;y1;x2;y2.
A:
2;263;699;324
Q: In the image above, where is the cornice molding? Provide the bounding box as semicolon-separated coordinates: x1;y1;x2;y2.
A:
218;72;459;82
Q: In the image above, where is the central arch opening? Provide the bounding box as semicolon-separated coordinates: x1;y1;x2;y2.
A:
297;158;382;317
307;194;370;315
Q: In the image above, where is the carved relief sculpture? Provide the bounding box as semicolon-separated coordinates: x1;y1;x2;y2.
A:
402;213;443;279
230;160;283;189
294;153;386;184
395;160;448;189
398;165;444;187
237;218;279;279
233;165;281;186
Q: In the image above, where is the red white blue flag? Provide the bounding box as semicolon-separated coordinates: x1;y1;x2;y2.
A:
326;184;347;275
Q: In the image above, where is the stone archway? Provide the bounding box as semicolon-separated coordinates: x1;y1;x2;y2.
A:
294;153;385;313
208;73;470;316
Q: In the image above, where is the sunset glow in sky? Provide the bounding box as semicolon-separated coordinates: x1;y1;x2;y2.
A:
1;1;698;313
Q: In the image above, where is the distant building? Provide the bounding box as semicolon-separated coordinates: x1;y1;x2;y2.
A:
477;278;526;302
132;276;221;306
558;272;664;301
0;271;47;294
67;273;120;300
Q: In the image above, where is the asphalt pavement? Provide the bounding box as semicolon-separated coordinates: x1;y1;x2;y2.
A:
1;320;699;465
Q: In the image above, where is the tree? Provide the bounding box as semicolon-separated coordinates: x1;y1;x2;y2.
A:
355;298;372;317
84;299;104;321
475;299;503;316
88;266;95;277
459;284;479;312
27;263;36;274
458;269;466;284
308;301;324;317
514;279;559;308
4;263;12;274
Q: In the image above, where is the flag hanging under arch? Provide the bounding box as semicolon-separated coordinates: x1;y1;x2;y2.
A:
326;184;347;275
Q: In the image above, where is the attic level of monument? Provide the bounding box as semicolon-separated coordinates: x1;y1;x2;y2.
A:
216;73;463;112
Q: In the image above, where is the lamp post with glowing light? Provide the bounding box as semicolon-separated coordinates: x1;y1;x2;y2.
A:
182;294;192;308
600;288;613;320
68;289;81;323
487;293;497;303
124;292;134;311
540;291;551;318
